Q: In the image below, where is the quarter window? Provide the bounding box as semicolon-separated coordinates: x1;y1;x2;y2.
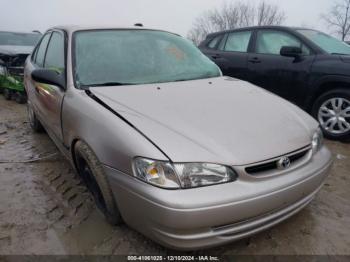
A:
223;31;252;52
44;32;65;73
35;33;51;67
256;30;310;55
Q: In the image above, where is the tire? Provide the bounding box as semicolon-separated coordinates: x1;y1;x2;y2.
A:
27;102;44;132
3;88;12;100
74;141;122;225
15;92;27;104
312;88;350;141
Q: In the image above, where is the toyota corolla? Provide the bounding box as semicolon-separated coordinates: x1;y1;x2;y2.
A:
24;25;333;250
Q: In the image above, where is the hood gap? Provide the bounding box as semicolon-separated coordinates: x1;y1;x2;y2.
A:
85;89;172;162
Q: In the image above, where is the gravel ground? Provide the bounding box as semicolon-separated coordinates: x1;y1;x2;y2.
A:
0;96;349;255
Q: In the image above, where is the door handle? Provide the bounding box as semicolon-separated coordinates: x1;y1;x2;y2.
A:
211;54;221;59
248;57;261;64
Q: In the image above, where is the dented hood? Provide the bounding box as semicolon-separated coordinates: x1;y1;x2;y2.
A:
0;45;33;56
90;77;318;165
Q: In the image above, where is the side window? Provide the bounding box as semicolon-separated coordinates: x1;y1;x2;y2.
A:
256;30;311;55
44;31;65;73
223;31;252;52
35;33;51;67
207;35;222;49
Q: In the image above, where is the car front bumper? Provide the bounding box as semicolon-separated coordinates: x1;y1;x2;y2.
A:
104;146;332;250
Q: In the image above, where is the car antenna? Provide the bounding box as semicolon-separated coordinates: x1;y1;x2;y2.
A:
134;23;143;27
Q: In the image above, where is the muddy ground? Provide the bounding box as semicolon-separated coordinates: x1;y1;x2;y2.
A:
0;95;349;255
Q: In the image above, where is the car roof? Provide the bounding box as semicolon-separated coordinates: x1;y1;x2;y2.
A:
206;25;315;38
49;24;178;35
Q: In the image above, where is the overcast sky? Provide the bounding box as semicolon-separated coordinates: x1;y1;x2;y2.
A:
0;0;333;37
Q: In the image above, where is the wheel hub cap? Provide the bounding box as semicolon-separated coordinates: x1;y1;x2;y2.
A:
318;97;350;134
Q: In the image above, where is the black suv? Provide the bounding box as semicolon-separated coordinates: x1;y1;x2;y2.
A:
199;26;350;141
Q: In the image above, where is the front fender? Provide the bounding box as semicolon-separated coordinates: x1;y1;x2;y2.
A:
304;74;350;110
61;88;169;176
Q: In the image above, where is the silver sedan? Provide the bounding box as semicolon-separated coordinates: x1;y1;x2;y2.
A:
24;25;333;250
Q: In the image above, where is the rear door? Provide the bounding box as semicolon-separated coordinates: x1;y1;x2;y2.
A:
247;29;315;105
204;30;253;81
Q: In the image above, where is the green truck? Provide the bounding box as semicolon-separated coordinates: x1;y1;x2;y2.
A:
0;31;41;103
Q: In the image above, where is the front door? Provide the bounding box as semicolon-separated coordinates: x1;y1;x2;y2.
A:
32;30;66;141
247;29;315;105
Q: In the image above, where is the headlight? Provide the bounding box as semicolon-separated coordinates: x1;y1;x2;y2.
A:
312;127;323;154
173;163;237;188
133;158;237;189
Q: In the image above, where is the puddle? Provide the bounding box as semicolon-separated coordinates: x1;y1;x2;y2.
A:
52;210;114;254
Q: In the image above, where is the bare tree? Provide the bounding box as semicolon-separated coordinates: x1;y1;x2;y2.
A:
321;0;350;41
187;1;286;45
256;1;286;26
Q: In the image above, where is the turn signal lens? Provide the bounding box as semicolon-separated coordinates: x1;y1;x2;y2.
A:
133;158;181;189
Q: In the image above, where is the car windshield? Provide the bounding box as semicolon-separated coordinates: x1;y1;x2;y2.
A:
0;32;41;46
73;29;221;87
297;29;350;55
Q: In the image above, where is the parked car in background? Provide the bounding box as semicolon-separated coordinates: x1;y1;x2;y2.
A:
24;25;332;250
199;26;350;141
0;31;41;103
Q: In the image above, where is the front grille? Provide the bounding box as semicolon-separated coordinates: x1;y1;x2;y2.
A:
245;146;310;175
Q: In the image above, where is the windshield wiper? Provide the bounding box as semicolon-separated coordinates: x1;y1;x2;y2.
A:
173;78;190;82
87;82;135;87
173;73;217;82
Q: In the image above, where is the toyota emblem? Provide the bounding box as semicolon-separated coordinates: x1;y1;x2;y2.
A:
277;156;291;170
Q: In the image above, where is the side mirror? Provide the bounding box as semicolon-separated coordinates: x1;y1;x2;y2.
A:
280;46;302;58
31;69;65;89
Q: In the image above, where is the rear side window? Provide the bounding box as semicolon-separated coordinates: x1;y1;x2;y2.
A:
207;35;222;49
256;30;310;55
224;31;252;52
35;33;51;67
44;31;65;73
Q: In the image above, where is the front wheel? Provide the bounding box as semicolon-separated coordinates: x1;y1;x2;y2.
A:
74;141;122;225
312;89;350;141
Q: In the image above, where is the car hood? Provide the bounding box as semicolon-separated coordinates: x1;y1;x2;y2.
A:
0;45;33;56
90;77;318;165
